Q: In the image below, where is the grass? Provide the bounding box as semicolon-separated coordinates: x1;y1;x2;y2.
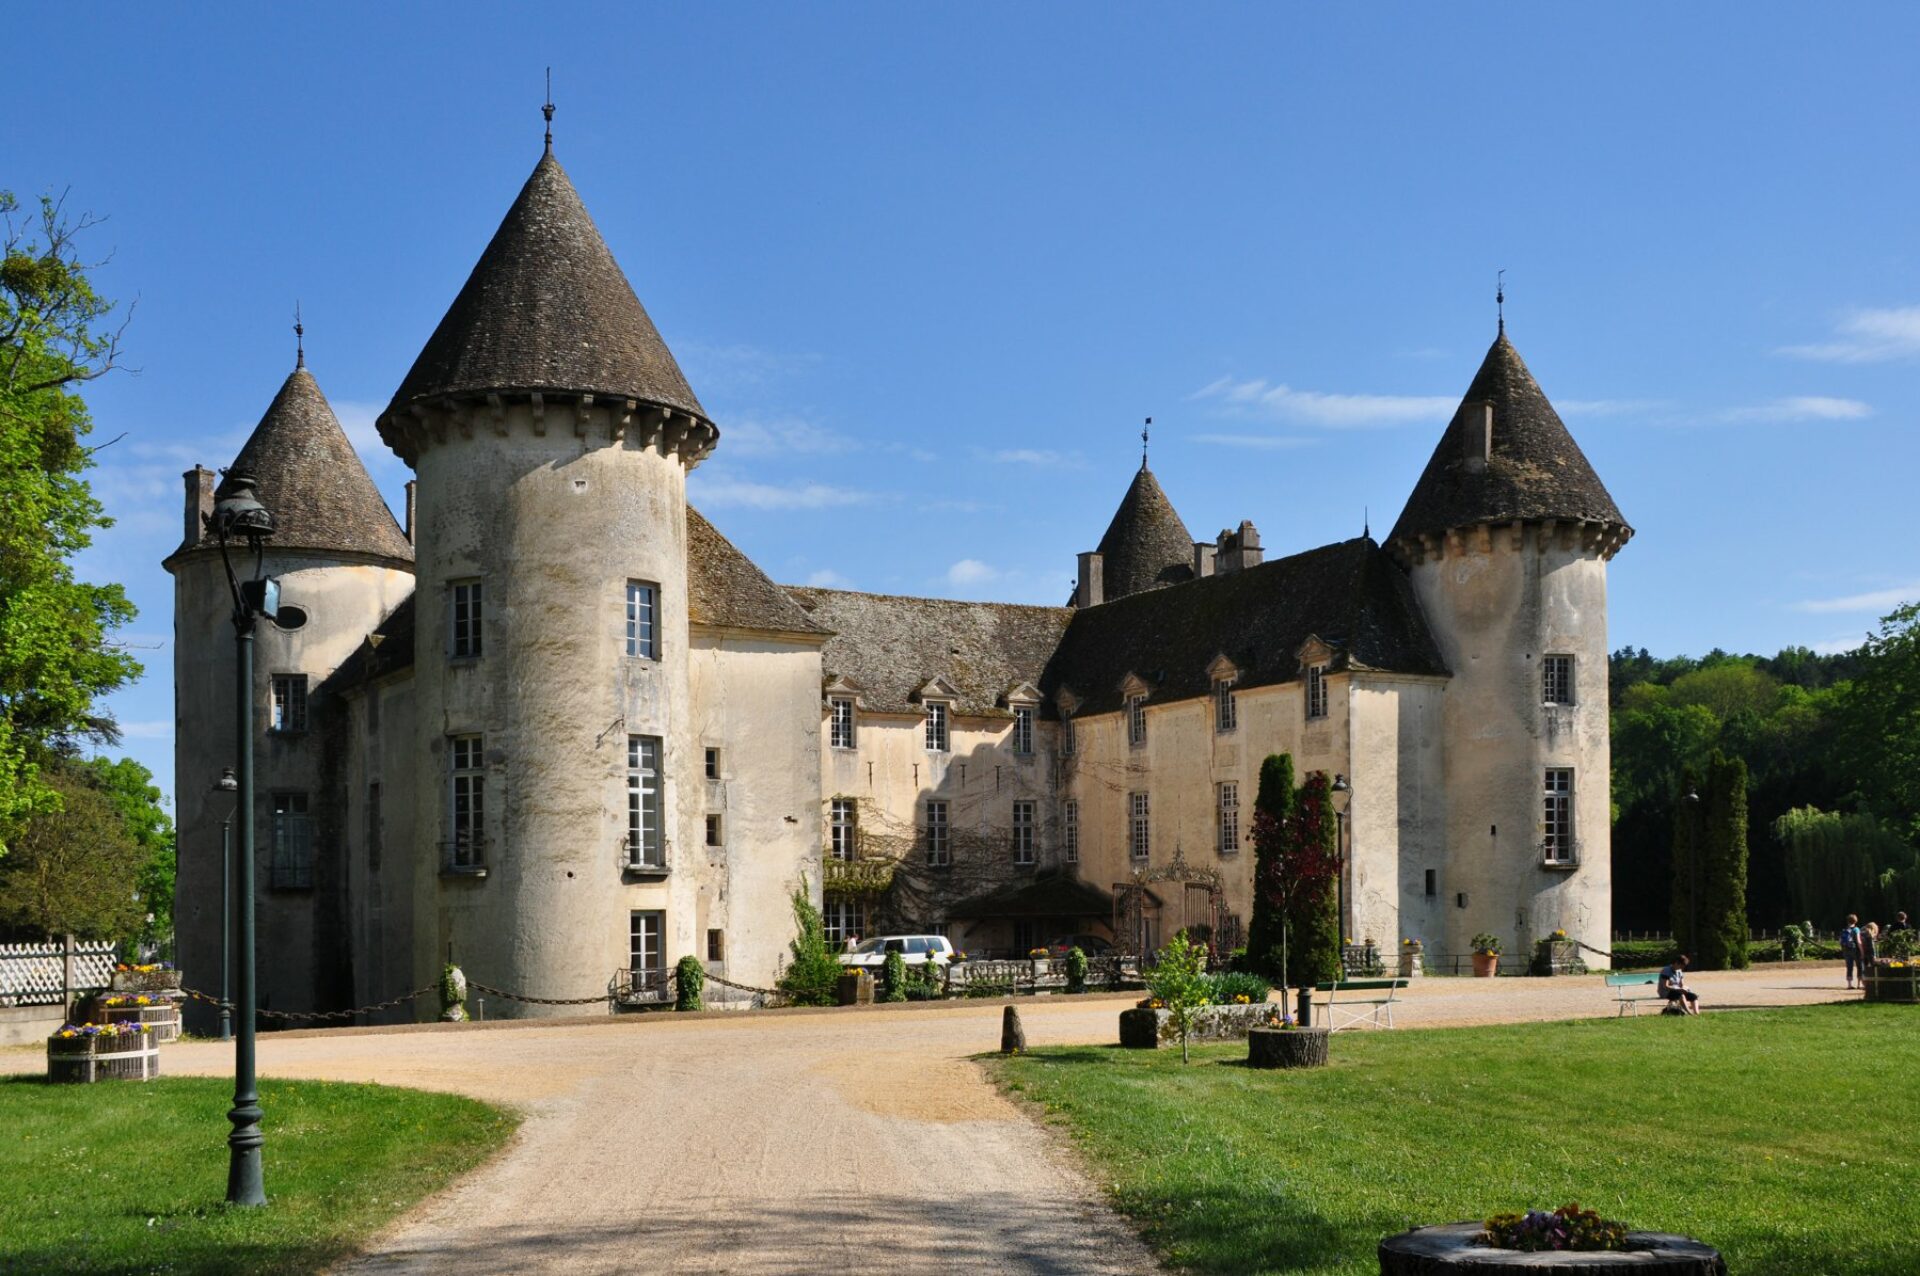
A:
993;1003;1917;1274
0;1074;517;1274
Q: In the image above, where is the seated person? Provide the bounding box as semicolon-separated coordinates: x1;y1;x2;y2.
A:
1658;954;1701;1015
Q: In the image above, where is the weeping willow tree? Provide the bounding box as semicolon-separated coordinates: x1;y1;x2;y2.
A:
1774;806;1920;926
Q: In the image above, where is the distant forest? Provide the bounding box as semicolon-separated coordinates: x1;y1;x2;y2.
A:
1609;603;1920;934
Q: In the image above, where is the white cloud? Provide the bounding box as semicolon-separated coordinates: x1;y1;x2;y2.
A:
1779;306;1920;363
677;341;822;390
1193;376;1454;428
116;720;173;741
723;417;858;459
803;568;852;588
979;447;1081;467
945;559;1000;586
333;400;407;474
1556;399;1665;418
686;477;877;511
1792;583;1920;614
1192;433;1318;450
1719;396;1872;424
1811;636;1867;655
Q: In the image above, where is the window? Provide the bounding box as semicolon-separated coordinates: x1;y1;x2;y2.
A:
1543;654;1575;707
1129;791;1150;861
1424;868;1437;896
366;782;382;874
705;748;720;781
450;579;483;658
1060;709;1076;757
1543;768;1575;864
1011;800;1036;865
1127;694;1147;746
830;798;859;861
1063;799;1079;864
1011;705;1034;756
707;928;725;962
629;911;664;987
1306;664;1329;720
270;674;308;733
270;792;313;889
705;814;723;847
822;898;867;948
925;799;951;866
829;697;856;749
449;735;485;869
1217;781;1240;854
924;701;950;753
1214;677;1237;733
626;581;659;658
627;736;664;868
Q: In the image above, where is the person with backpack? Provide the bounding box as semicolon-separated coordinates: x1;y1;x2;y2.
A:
1841;915;1862;990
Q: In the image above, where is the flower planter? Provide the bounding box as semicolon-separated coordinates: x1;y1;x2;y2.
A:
1398;949;1424;979
47;1028;161;1083
1863;965;1919;1003
1119;1001;1280;1049
1247;1026;1329;1069
1378;1222;1724;1273
110;968;181;994
836;970;875;1006
1531;940;1585;977
1472;952;1500;978
98;1001;182;1044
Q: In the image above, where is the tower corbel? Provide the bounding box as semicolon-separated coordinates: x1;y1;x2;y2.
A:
530;392;547;436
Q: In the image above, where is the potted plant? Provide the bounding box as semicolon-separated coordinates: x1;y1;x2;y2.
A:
1470;932;1503;978
1398;937;1424;978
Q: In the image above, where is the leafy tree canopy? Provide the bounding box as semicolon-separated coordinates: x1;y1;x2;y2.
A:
1839;602;1920;840
0;766;146;941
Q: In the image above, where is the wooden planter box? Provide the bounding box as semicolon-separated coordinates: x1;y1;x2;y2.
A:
110;969;182;994
836;970;875;1006
1248;1026;1329;1069
1863;966;1919;1003
98;1001;182;1043
47;1031;161;1083
1379;1222;1725;1273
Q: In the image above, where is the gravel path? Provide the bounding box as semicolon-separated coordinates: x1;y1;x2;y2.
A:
2;965;1853;1274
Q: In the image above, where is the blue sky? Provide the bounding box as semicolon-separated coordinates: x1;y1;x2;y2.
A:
8;5;1919;809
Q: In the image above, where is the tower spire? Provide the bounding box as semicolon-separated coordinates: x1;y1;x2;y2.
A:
1141;416;1151;470
542;68;554;154
294;301;304;369
1496;269;1505;336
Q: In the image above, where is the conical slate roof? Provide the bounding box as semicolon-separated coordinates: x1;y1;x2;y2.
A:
186;364;413;564
384;151;707;425
1094;465;1196;600
1387;332;1628;546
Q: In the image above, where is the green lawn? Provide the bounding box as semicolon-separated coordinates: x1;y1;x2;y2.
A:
0;1074;517;1274
993;1003;1916;1275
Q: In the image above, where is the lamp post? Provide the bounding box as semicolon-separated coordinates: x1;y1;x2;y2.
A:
208;470;276;1208
213;768;238;1042
1683;787;1702;960
1331;774;1352;968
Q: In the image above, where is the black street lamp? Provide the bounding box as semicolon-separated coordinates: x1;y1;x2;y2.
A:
1683;787;1702;960
1331;774;1353;966
208;470;276;1208
213;767;238;1042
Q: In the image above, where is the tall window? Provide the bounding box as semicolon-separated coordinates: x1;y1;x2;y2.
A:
925;799;951;866
270;792;313;889
627;735;664;868
626;581;659;659
1543;654;1575;707
830;798;859;861
450;579;483;658
707;928;726;962
629;910;664;987
366;781;383;874
1543;768;1575;864
705;814;723;847
1127;694;1147;746
822;898;867;948
1063;799;1079;864
1217;781;1240;854
1011;800;1036;865
1214;677;1237;733
1011;705;1034;756
924;701;950;753
1306;664;1329;720
829;697;857;749
1129;791;1150;861
449;735;485;868
705;748;721;780
1060;709;1076;757
270;674;308;733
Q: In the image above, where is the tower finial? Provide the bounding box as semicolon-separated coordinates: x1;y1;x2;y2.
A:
1141;416;1151;470
294;301;304;369
543;67;555;154
1363;505;1370;539
1496;268;1506;336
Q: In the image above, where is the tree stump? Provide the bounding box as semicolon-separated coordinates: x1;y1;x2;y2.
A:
1247;1026;1328;1069
1001;1005;1026;1054
1377;1223;1725;1274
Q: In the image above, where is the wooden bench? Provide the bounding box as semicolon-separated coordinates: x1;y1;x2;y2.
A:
1606;970;1678;1017
1313;978;1407;1031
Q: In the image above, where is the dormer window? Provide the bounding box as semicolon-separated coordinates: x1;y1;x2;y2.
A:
1306;665;1329;720
1011;705;1034;756
1127;694;1147;746
1213;676;1237;733
924;701;950;753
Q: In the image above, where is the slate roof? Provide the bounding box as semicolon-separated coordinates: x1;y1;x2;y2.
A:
1043;537;1447;716
175;365;413;564
783;587;1074;718
1094;466;1196;599
382;151;708;431
1388;332;1629;547
687;508;827;636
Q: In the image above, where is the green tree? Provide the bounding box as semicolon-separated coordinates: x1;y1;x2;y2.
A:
1285;770;1344;986
1145;930;1211;1064
0;191;142;854
72;756;172;950
1774;806;1920;926
1698;752;1751;970
1244;753;1295;980
777;876;843;1006
0;768;145;941
1839;602;1920;841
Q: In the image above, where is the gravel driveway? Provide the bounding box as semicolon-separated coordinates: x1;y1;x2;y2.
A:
4;965;1851;1274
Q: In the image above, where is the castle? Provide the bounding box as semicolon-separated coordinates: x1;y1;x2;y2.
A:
167;140;1630;1022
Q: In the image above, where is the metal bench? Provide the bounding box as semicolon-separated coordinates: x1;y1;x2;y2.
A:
1606;971;1677;1017
1313;978;1407;1031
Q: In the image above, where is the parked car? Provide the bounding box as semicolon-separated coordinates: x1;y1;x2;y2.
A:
1044;934;1114;958
836;935;956;969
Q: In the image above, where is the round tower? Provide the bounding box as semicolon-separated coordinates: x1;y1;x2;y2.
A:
377;146;718;1017
1384;329;1631;966
165;357;415;1030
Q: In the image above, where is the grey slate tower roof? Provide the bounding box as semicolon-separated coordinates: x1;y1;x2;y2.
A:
382;151;708;429
687;508;827;636
176;365;413;565
1093;465;1196;600
1387;332;1629;549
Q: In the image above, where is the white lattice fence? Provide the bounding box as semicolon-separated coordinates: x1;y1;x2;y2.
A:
0;942;118;1007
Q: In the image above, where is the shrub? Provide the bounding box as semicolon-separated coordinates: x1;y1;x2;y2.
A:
1065;946;1089;994
881;950;908;1002
1471;932;1503;955
904;960;945;1000
1145;932;1212;1064
777;876;844;1006
1201;971;1272;1005
673;955;705;1011
1780;924;1807;962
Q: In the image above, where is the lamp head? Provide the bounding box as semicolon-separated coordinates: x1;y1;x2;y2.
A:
1331;773;1351;794
214;767;239;793
210;471;275;546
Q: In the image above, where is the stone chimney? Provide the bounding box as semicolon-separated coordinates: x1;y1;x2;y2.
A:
1076;551;1104;608
1461;402;1493;472
184;466;216;546
1192;541;1216;579
1215;520;1264;574
404;479;418;545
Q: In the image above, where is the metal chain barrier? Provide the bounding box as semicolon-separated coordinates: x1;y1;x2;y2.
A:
466;981;610;1008
178;983;438;1023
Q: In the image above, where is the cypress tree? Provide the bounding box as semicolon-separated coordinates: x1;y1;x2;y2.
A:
1670;764;1703;957
1245;753;1296;979
1287;770;1344;987
1699;751;1751;970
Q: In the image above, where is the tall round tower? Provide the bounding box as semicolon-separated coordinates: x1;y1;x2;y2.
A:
165;357;415;1030
376;146;718;1016
1384;330;1631;965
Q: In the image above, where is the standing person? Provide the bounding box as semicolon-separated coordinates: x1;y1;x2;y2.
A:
1841;915;1863;990
1658;954;1702;1015
1861;922;1879;973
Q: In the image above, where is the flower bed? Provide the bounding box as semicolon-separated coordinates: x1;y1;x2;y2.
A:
1379;1221;1725;1272
1119;1000;1282;1049
109;963;181;994
46;1023;160;1083
96;994;182;1043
